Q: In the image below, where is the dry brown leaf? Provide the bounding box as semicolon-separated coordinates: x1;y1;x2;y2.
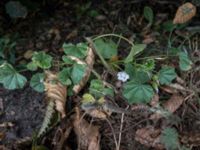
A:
44;71;67;118
150;94;184;120
160;85;179;94
73;107;100;150
73;47;95;94
173;2;196;24
86;109;111;119
181;132;200;147
150;94;159;107
135;126;164;149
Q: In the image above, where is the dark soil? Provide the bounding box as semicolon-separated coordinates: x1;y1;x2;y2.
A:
0;0;200;150
0;87;45;147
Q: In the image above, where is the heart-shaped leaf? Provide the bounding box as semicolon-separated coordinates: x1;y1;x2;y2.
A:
158;66;177;85
0;63;27;89
63;42;88;59
123;80;154;104
94;39;117;59
32;51;52;69
30;73;45;92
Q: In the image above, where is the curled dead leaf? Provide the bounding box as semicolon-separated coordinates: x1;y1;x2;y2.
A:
73;47;95;94
150;94;159;107
73;107;100;150
44;71;67;118
135;126;164;149
150;94;184;120
173;2;196;24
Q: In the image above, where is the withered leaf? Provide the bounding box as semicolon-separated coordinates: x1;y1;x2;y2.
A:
73;47;95;94
135;126;164;149
73;107;100;150
173;2;196;24
44;71;67;118
150;94;184;120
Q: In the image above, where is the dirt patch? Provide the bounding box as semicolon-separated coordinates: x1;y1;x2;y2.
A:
0;86;45;146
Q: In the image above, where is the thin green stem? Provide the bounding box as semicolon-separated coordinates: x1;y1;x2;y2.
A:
92;33;134;46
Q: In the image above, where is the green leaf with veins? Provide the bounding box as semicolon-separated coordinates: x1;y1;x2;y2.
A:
125;44;146;63
123;80;154;104
161;128;179;150
58;68;72;85
27;62;38;71
32;51;52;69
179;52;193;71
71;64;86;85
89;79;114;98
125;64;151;83
63;42;88;58
30;73;45;92
0;63;27;89
158;66;177;85
94;38;117;59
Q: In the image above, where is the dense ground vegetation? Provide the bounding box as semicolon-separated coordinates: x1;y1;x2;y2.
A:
0;0;200;150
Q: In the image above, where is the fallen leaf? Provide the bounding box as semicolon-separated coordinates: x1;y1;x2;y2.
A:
44;71;67;118
135;126;164;149
173;2;196;24
150;94;184;120
73;107;100;150
23;50;34;59
150;94;159;107
66;30;78;40
73;47;95;94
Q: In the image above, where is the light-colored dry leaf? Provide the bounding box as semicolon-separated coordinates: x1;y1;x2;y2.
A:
135;126;164;149
176;76;185;85
86;109;110;119
181;132;200;147
160;86;179;94
23;50;33;59
73;107;100;150
173;2;196;24
150;94;184;120
150;94;159;107
168;83;188;91
73;47;95;94
44;71;67;118
66;29;78;40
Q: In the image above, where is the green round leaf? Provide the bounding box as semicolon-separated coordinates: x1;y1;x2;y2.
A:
32;51;52;69
63;42;88;58
161;128;179;150
0;63;27;89
158;66;177;85
94;39;117;59
58;68;72;85
71;64;86;85
30;73;45;92
179;52;192;71
27;62;38;71
5;1;28;18
123;81;154;104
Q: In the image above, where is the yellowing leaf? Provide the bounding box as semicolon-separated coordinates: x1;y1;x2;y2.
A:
173;2;196;24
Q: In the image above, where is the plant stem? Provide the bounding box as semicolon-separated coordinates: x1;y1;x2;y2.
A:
92;33;134;46
85;37;116;75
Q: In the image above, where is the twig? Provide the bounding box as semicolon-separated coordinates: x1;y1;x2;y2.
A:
117;106;128;150
105;118;118;149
